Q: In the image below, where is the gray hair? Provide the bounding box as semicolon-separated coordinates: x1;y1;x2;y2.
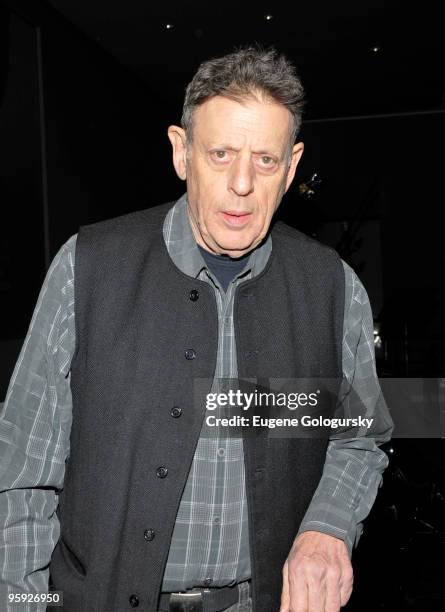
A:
181;45;305;156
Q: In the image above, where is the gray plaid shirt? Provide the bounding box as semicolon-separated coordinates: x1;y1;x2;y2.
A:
0;194;393;603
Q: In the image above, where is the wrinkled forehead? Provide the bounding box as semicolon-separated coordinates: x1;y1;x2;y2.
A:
190;94;293;153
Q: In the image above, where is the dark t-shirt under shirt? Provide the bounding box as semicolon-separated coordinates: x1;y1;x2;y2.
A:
198;244;251;292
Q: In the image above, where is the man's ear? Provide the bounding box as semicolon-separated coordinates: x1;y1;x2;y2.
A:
167;125;188;180
284;141;304;193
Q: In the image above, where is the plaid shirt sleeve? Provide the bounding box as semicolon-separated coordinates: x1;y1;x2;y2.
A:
0;235;77;611
296;260;394;555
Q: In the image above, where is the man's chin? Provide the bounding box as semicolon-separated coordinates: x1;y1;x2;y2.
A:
214;240;258;258
204;228;263;257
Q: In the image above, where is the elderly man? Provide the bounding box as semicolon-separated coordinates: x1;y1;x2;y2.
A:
0;47;392;612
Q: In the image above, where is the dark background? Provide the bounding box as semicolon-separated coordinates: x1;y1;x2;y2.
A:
1;1;444;609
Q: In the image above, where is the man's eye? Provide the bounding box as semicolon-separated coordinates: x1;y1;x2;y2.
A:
260;156;274;165
213;151;227;160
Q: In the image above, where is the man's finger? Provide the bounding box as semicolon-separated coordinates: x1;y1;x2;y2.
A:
306;571;326;612
339;566;354;607
280;561;290;612
325;569;342;612
288;568;309;612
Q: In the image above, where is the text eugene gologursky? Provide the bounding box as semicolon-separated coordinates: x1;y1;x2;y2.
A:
205;389;374;429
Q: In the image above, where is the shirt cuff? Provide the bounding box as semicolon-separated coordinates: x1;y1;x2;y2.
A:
296;498;363;557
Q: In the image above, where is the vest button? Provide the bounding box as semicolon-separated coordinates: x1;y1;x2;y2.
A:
189;289;199;301
171;406;182;418
156;466;168;478
129;594;139;607
144;528;155;541
185;349;196;360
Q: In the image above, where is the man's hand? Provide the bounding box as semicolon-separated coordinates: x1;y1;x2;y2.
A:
279;530;353;612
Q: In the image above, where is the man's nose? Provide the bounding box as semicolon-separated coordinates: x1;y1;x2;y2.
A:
227;155;255;196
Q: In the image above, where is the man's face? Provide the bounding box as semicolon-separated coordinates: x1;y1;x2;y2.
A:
168;94;304;257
